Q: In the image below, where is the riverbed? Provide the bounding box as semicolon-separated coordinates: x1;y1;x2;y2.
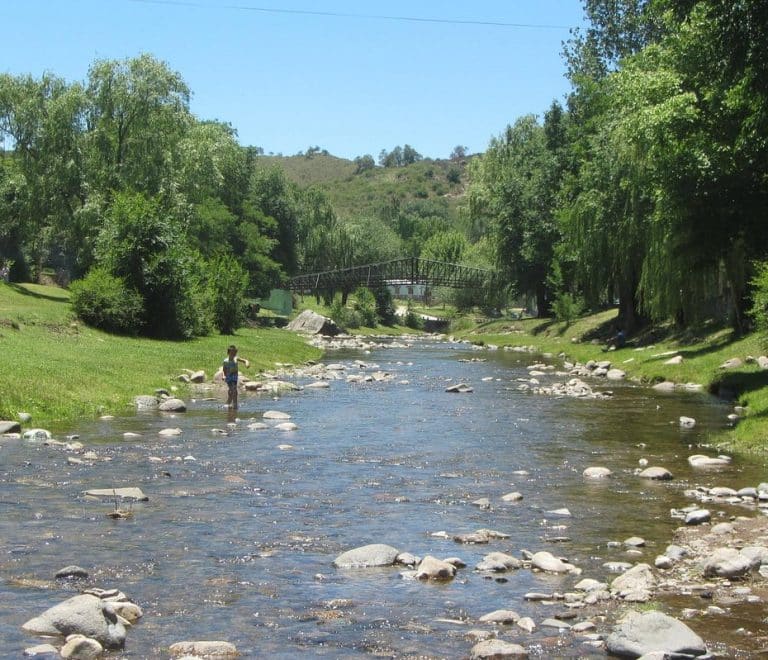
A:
1;336;765;657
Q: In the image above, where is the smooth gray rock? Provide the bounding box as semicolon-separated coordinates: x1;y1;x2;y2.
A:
333;544;400;568
531;551;578;574
0;420;21;434
478;609;520;624
22;643;59;657
583;466;612;479
286;309;340;336
168;641;238;657
60;634;103;659
685;509;711;525
638;467;673;480
611;564;656;599
700;548;753;578
158;398;187;412
606;610;706;658
476;552;522;572
84;487;147;501
470;639;528;658
22;594;126;649
415;555;456;580
740;546;768;567
55;565;89;580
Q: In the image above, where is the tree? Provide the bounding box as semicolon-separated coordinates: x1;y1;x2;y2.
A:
209;254;248;334
468;116;561;316
420;230;467;264
83;54;191;197
450;145;468;161
354;154;375;174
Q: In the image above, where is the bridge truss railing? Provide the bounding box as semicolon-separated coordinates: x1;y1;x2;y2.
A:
285;257;498;292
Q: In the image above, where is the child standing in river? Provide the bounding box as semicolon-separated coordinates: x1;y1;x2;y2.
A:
222;344;249;409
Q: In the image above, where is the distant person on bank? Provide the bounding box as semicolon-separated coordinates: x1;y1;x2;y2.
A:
222;344;249;409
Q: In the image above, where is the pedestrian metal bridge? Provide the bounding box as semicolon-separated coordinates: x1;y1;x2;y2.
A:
285;257;498;292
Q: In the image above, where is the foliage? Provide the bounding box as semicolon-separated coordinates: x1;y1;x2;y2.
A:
329;296;361;330
401;304;425;330
69;267;145;334
552;291;584;326
373;286;397;325
352;286;377;327
95;191;210;339
209;254;249;335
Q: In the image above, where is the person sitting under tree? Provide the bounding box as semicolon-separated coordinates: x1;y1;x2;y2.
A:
222;344;249;409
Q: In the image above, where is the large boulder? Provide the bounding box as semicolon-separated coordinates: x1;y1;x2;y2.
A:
286;309;340;336
158;398;187;412
606;610;707;658
700;548;753;578
22;594;127;649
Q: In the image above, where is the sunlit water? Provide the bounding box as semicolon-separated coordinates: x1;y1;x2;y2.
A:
1;338;765;657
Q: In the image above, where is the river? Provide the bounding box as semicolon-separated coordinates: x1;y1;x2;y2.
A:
0;336;764;657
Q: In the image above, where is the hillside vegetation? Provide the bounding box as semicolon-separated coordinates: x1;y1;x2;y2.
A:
257;153;470;223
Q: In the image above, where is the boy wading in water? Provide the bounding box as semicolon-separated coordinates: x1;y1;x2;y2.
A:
223;344;249;409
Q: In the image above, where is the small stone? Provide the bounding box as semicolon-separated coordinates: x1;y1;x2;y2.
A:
638;467;673;480
469;639;528;658
168;641;238;657
55;566;89;580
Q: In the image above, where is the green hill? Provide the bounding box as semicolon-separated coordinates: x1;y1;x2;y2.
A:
255;153;471;222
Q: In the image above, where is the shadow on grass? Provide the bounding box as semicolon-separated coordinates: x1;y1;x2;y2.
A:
8;283;69;303
710;370;768;398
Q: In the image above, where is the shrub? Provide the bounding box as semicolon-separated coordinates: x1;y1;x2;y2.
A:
552;292;584;326
374;287;396;325
352;286;377;327
749;261;768;337
70;267;145;335
209;255;249;334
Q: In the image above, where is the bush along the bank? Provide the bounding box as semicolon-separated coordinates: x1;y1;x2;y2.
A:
69;268;145;335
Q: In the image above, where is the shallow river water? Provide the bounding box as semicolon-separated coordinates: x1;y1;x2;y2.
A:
1;337;766;658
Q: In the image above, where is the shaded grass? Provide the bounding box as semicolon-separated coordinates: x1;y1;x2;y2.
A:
0;282;321;427
454;309;768;454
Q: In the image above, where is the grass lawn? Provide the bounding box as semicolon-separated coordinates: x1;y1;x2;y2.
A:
0;282;321;427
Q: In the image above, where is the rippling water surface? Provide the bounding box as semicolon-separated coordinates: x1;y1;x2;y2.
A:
1;338;764;657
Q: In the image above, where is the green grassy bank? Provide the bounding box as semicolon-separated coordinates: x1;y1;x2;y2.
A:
0;282;321;427
454;310;768;454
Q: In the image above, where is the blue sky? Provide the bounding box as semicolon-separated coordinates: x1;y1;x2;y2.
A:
2;1;586;160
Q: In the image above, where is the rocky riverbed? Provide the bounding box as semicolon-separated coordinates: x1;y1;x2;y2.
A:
2;333;767;658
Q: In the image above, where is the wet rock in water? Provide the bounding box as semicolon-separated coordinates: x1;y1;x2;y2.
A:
610;563;656;601
583;466;612;479
638;467;673;480
23;428;53;441
84;487;147;501
263;410;291;420
110;601;143;624
517;617;536;632
306;381;330;389
133;395;159;410
476;552;522;572
158;398;186;412
414;555;457;580
574;578;606;592
60;634;102;659
684;509;711;525
168;640;238;657
470;639;528;658
472;498;491;509
652;380;677;392
247;422;269;431
624;537;646;547
679;416;696;429
454;529;510;544
22;594;126;649
23;643;59;656
606;610;707;658
501;491;523;502
547;508;571;517
445;383;474;393
606;369;626;380
478;609;520;624
688;454;731;468
274;422;298;431
700;548;753;578
396;552;420;567
531;551;579;574
0;420;21;434
158;427;182;437
55;566;89;581
333;544;400;568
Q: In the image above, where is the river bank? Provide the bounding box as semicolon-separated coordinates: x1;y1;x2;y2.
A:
0;282;322;427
